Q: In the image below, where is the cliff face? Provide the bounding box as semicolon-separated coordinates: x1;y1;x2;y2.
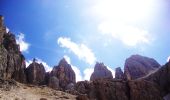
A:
144;62;170;97
124;55;160;80
76;79;162;100
90;62;113;81
76;56;169;100
0;15;26;83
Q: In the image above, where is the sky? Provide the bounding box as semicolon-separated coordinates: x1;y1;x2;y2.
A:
0;0;170;81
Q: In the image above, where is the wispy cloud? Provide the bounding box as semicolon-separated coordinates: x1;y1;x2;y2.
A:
58;37;96;65
16;33;30;52
83;68;94;81
26;58;52;72
98;22;152;46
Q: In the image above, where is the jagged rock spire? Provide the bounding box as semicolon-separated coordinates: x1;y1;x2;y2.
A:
90;62;113;81
50;58;76;90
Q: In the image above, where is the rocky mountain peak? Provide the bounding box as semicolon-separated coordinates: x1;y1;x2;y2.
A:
124;54;160;80
115;67;125;80
26;61;46;85
58;58;69;67
50;58;76;90
90;62;113;81
94;62;107;70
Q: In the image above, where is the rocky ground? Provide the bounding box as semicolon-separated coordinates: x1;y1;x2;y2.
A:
0;79;76;100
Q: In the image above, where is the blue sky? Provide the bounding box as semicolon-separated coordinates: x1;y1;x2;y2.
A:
0;0;170;81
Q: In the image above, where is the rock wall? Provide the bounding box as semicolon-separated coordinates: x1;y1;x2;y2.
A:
0;15;26;83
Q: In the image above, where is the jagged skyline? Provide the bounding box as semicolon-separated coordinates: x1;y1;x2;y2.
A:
0;0;170;81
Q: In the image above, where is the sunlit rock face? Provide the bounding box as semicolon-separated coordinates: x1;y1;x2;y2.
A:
90;62;113;81
50;58;76;90
0;15;26;83
26;59;46;85
124;54;160;80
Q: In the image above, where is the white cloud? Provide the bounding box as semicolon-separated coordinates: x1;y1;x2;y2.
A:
6;27;9;33
64;55;83;82
167;56;170;62
98;22;151;46
58;37;96;65
25;58;52;72
83;68;94;81
72;65;83;82
16;33;30;52
88;0;157;47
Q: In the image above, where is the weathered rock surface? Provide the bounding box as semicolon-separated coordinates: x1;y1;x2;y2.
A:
124;55;160;80
75;79;163;100
50;58;76;90
48;76;59;89
90;62;113;81
115;67;125;80
145;62;170;97
26;59;46;85
128;80;162;100
0;15;26;83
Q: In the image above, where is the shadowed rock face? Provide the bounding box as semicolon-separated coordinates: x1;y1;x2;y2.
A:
90;62;113;81
75;79;162;100
0;16;26;83
50;58;76;90
124;55;160;80
128;80;162;100
115;67;125;80
76;55;168;100
144;62;170;98
26;59;46;85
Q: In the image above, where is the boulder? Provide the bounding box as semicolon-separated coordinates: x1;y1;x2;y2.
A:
124;54;160;80
48;76;59;89
50;58;76;89
90;62;113;81
26;59;46;85
115;67;125;80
